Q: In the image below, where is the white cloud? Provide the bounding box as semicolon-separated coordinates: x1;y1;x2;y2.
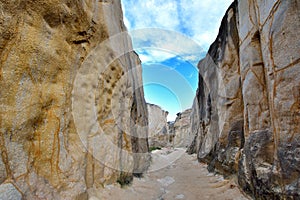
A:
137;49;176;64
122;0;233;49
123;16;131;30
121;0;180;30
130;28;205;65
179;0;233;47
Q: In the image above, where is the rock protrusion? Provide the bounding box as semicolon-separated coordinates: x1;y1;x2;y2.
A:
0;0;149;199
188;0;300;198
172;109;192;148
147;104;170;148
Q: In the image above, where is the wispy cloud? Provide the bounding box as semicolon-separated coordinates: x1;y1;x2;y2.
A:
122;0;233;50
130;28;205;66
122;0;180;30
137;49;177;64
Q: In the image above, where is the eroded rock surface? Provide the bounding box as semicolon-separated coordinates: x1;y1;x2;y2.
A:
0;0;149;199
147;104;169;148
0;183;22;200
147;105;192;149
188;0;300;198
172;109;192;148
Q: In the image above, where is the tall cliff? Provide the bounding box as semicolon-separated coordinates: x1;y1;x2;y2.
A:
172;109;192;148
0;0;149;199
188;0;300;198
147;103;169;148
147;105;193;149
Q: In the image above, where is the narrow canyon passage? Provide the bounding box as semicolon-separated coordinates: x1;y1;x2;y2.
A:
0;0;299;199
89;148;248;200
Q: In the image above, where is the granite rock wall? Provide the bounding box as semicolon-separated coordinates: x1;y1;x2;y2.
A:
147;103;169;148
173;109;192;148
188;0;300;198
0;0;149;199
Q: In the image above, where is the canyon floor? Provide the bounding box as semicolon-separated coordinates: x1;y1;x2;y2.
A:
89;148;250;200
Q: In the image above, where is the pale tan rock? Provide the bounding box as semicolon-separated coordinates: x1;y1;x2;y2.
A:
0;183;22;200
172;109;192;148
147;104;169;148
0;0;149;199
187;0;300;198
188;2;243;174
239;0;300;197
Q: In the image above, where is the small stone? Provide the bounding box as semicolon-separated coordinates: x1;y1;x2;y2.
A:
175;194;185;199
157;176;175;187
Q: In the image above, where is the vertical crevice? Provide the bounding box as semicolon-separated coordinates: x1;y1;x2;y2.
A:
0;131;12;180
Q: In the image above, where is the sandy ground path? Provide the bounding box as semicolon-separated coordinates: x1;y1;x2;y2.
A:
89;148;250;200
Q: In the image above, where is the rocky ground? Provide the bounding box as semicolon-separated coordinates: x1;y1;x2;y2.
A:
89;148;249;200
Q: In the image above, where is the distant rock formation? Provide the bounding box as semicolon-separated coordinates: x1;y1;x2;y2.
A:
172;109;192;148
147;104;170;148
187;0;300;198
147;105;193;149
0;0;149;199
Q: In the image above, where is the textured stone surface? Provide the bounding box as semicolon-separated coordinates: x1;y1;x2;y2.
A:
0;0;149;199
147;104;169;148
188;0;300;198
172;109;192;148
188;1;243;176
147;105;192;149
0;183;22;200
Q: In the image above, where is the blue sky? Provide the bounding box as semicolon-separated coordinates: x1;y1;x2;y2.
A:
121;0;233;121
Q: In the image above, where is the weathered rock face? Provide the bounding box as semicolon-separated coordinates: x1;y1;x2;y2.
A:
188;0;300;198
173;109;192;147
0;0;149;199
147;104;169;148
